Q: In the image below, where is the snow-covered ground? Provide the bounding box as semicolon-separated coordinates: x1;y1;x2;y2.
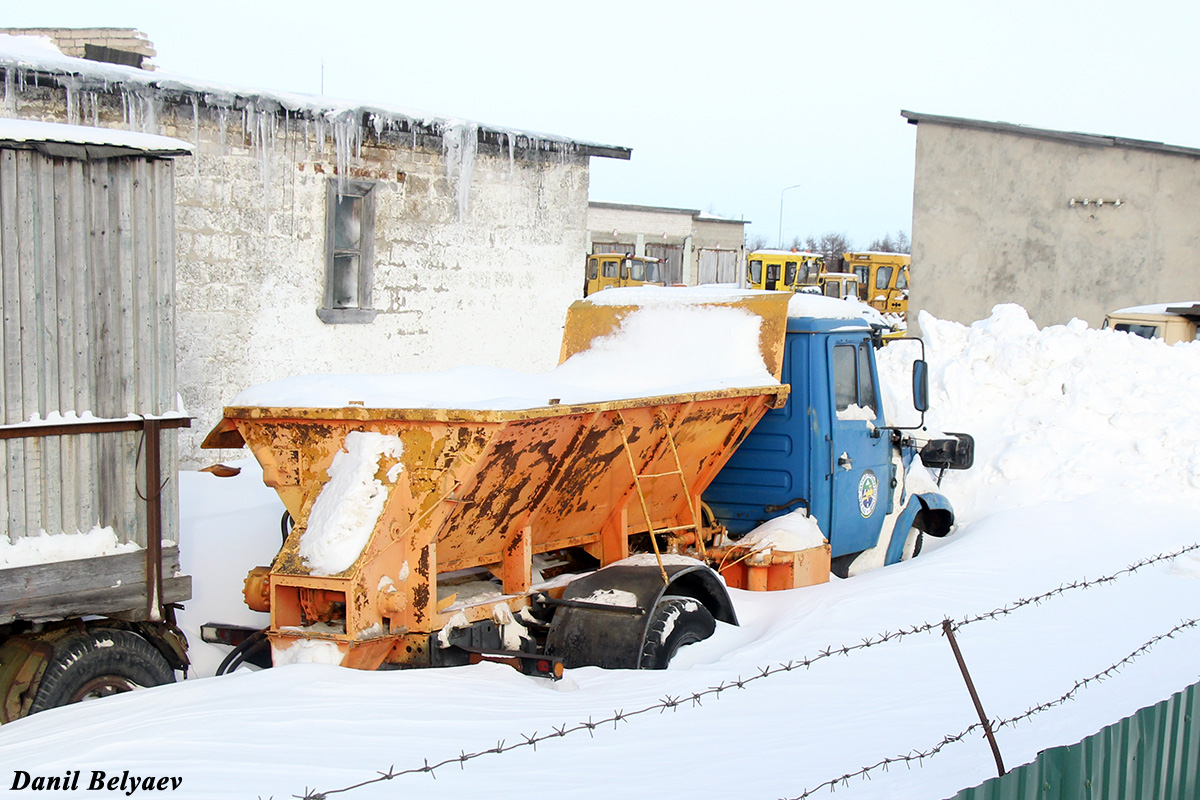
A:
2;304;1199;800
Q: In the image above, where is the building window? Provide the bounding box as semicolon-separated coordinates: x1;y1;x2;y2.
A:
318;179;378;324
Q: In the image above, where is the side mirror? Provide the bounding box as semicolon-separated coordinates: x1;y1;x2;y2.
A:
912;359;930;413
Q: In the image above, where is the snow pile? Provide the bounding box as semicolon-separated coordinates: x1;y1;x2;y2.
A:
0;526;138;568
299;432;405;575
232;301;775;410
738;509;828;554
881;304;1200;524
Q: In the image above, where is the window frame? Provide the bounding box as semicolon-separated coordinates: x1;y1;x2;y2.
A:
318;178;378;324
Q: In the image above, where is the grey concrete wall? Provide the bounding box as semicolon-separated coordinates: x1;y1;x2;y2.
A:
910;122;1200;329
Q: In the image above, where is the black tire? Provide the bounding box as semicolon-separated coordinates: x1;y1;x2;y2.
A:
902;526;924;561
29;629;175;714
638;595;716;670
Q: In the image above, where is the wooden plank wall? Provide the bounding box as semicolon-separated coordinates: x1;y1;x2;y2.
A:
0;148;178;548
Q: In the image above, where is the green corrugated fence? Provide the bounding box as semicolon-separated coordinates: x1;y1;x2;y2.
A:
948;680;1200;799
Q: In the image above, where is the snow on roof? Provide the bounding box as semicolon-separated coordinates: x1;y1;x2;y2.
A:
1110;302;1200;316
0;116;192;157
0;34;628;160
750;250;822;257
787;293;888;325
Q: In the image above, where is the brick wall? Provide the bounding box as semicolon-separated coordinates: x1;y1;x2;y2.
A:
1;28;156;69
5;83;590;465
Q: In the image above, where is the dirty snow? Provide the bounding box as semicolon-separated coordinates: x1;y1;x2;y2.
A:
737;510;828;554
2;304;1200;800
299;432;405;576
270;638;345;667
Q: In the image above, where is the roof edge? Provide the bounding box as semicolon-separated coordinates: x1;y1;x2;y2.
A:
900;110;1200;160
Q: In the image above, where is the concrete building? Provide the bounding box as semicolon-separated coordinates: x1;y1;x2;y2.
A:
0;31;629;464
587;202;747;286
903;111;1200;329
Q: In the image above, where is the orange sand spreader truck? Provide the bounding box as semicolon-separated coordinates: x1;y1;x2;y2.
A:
201;289;970;677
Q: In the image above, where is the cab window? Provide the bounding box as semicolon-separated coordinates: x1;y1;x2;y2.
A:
875;266;893;290
628;259;646;281
846;279;859;297
854;265;869;284
833;345;857;411
1114;323;1161;339
896;268;909;290
785;261;797;285
749;260;763;284
587;258;598;280
857;342;877;413
602;259;619;279
645;261;661;283
833;343;878;417
824;281;840;298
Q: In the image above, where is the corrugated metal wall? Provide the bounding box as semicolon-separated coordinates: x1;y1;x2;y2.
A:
0;147;178;547
948;680;1200;800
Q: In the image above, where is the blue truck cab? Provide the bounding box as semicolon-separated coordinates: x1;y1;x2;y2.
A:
704;311;972;577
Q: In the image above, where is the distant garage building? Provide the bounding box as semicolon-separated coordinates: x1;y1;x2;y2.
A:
903;111;1200;328
587;202;748;286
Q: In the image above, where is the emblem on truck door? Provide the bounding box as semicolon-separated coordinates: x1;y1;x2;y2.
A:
858;470;879;517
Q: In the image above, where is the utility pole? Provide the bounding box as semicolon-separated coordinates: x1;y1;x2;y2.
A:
778;184;803;249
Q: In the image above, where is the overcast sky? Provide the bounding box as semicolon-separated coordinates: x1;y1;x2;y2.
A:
7;1;1199;248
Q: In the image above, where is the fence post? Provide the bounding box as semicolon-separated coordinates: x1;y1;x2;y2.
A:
942;619;1005;777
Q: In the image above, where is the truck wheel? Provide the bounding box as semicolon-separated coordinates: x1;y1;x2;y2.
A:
639;596;716;670
901;527;924;560
29;629;175;714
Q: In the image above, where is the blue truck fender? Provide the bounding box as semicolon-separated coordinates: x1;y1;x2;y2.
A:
883;492;955;566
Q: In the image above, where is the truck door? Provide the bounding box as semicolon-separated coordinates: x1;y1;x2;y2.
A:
826;336;890;557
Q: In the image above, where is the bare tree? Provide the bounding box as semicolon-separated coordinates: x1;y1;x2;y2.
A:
746;234;769;251
866;230;911;254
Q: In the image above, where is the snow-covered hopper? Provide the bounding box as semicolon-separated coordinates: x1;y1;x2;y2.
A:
203;291;794;673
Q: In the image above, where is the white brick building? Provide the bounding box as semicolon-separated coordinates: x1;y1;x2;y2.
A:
0;32;629;464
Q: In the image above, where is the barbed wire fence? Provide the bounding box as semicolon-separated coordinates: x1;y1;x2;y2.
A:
294;542;1200;800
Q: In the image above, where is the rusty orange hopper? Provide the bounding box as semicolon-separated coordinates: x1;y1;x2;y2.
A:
203;291;797;673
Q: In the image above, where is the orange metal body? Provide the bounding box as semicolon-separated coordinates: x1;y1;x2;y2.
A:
205;388;788;665
202;292;812;668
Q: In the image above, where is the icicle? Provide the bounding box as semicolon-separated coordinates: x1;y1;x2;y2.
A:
191;95;200;177
3;69;14;115
217;105;229;151
442;121;478;222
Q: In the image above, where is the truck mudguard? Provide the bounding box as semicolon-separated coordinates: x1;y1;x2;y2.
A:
545;562;736;669
884;492;955;566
